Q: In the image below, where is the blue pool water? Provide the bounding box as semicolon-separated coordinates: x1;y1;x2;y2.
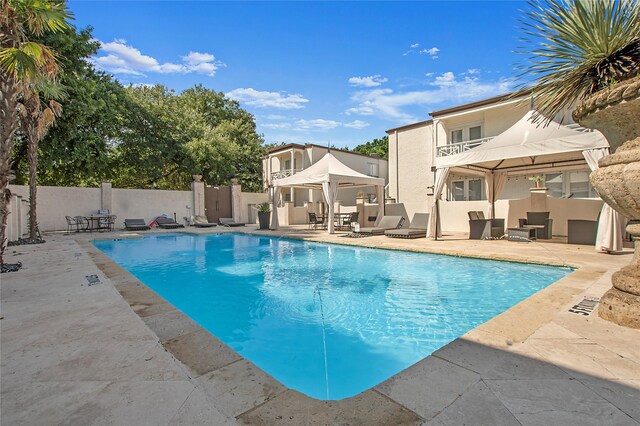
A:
94;233;571;400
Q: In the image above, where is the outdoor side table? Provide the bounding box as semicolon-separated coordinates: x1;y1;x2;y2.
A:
507;227;537;242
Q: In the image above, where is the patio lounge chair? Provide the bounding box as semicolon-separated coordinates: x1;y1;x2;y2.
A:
468;211;505;240
156;217;185;229
124;219;151;231
385;213;429;239
357;215;405;235
519;212;553;239
219;218;245;227
193;215;217;228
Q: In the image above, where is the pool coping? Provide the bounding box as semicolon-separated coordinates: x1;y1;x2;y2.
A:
81;229;612;424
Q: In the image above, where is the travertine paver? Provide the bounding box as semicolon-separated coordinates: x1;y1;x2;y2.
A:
2;228;640;425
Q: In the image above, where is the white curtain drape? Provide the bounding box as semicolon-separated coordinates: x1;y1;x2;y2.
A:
427;167;450;238
269;187;281;230
582;148;626;252
485;171;507;219
322;181;340;234
375;185;384;225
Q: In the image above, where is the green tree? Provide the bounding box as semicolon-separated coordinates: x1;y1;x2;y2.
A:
0;0;72;263
352;136;388;159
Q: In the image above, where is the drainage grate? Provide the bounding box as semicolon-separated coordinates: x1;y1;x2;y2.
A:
568;297;599;316
85;274;102;286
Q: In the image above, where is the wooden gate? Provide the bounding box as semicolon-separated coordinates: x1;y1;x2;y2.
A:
204;185;232;223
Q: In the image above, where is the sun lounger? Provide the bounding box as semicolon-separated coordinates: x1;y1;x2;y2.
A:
357;215;404;235
156;217;185;229
385;213;429;239
124;219;151;231
193;215;217;228
219;218;245;227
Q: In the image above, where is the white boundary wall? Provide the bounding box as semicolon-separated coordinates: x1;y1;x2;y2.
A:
6;182;267;237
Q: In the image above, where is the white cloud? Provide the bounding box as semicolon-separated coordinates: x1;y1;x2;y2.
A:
348;75;388;88
343;120;370;129
465;68;480;75
262;118;370;132
226;88;309;109
419;47;440;59
93;39;224;77
410;43;420;48
345;72;514;122
295;119;340;130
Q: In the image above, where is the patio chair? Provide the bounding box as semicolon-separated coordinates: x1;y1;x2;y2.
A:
340;212;359;231
219;218;245;227
519;212;553;239
100;214;116;231
308;212;323;229
156;217;185;229
124;219;151;231
385;213;429;239
193;215;217;228
65;216;78;234
357;216;405;235
468;211;505;240
74;216;90;232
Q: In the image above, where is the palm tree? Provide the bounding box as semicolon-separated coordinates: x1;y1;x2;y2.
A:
516;0;640;127
18;79;65;239
0;0;71;263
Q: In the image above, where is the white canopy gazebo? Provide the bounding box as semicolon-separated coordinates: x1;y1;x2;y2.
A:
270;152;385;233
432;110;624;252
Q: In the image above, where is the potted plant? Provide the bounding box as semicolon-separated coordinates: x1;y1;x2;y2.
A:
517;0;640;328
528;175;544;189
257;202;271;230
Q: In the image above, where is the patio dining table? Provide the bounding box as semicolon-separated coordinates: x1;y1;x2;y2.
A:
333;213;354;231
83;215;116;232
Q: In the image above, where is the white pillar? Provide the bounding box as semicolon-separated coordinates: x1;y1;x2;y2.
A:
191;180;205;218
101;182;112;213
230;179;242;223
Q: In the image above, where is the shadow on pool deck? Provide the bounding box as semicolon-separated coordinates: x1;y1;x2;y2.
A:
1;232;639;425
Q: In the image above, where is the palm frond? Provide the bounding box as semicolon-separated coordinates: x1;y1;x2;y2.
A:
10;0;73;36
0;41;59;79
515;0;640;123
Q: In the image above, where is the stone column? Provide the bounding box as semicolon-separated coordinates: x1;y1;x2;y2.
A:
530;187;548;212
356;197;367;226
230;178;242;223
101;182;112;213
191;180;205;218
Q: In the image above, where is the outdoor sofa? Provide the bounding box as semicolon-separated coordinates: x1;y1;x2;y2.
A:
385;213;429;239
124;219;151;231
357;215;405;235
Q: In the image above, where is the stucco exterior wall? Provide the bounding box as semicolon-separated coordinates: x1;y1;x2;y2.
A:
387;123;433;221
112;188;192;227
239;191;269;224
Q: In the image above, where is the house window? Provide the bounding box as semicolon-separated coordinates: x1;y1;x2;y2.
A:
367;162;379;177
451;181;465;201
449;178;485;201
451;129;463;143
544;170;596;198
469;126;482;141
468;179;483;201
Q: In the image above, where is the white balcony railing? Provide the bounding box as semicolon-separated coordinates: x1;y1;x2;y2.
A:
436;137;494;157
271;168;303;180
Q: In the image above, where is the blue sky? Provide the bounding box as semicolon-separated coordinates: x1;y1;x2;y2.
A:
69;1;526;148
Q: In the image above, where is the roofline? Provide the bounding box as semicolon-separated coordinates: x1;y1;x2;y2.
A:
264;143;388;161
385;119;433;134
429;89;533;117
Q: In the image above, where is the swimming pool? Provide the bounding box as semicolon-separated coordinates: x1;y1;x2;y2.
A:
94;233;571;400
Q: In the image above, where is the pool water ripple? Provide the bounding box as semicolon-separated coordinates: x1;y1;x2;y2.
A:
94;233;571;400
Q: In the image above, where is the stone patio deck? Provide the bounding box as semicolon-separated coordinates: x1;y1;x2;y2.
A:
1;226;639;425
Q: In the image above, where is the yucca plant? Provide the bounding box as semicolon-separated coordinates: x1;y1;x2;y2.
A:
515;0;640;123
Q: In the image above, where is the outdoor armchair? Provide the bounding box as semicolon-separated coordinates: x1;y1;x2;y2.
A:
468;211;505;240
519;212;553;239
308;212;323;229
